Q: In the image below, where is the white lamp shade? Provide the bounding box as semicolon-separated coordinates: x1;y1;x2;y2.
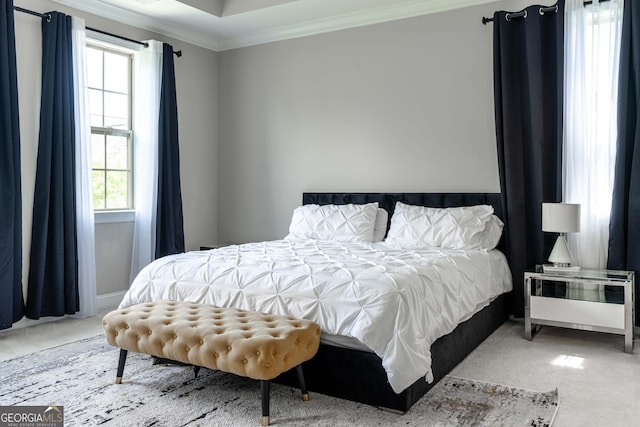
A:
542;203;580;233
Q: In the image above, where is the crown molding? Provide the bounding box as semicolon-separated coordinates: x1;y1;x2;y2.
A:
215;0;495;51
49;0;494;52
49;0;221;51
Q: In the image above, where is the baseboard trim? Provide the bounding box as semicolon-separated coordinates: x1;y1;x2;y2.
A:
1;291;126;333
96;291;127;311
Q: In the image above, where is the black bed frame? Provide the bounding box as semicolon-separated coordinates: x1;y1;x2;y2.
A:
273;193;512;413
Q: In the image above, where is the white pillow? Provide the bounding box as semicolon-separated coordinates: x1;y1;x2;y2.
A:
285;202;379;243
476;215;504;250
372;208;389;242
385;202;497;249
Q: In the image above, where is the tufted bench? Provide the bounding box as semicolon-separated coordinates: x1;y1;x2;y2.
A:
102;300;321;426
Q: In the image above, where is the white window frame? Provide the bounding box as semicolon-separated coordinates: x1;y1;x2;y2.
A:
86;32;139;223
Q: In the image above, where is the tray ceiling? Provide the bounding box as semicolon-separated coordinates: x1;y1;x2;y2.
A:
50;0;495;51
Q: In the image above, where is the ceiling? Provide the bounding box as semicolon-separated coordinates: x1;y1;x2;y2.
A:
50;0;494;51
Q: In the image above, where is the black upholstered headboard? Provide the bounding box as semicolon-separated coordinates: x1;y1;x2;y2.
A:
302;192;506;253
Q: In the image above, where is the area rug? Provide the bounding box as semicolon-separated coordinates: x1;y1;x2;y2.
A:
0;335;558;426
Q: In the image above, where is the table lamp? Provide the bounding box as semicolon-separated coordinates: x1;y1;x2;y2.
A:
542;203;580;267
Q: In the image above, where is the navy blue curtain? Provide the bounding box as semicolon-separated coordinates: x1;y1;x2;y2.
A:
493;3;564;318
0;0;24;329
608;0;640;325
25;12;78;319
155;43;185;258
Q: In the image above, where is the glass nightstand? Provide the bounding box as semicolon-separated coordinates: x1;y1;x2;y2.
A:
524;265;635;353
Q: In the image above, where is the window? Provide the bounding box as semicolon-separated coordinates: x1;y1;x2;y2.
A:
563;0;623;268
86;44;133;210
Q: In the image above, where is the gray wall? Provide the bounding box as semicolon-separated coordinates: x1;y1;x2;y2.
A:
217;0;534;243
11;0;538;306
14;0;218;299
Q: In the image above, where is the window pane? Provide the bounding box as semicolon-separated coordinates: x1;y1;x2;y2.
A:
88;89;103;127
106;171;129;209
104;52;129;93
106;135;128;170
92;133;105;168
86;47;103;89
104;92;128;128
92;170;106;209
86;42;133;211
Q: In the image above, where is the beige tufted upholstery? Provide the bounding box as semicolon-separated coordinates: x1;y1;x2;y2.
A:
103;300;321;381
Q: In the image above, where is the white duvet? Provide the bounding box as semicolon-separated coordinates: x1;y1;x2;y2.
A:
120;239;512;393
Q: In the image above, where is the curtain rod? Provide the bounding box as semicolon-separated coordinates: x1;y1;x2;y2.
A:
14;6;51;21
481;0;610;25
13;5;182;57
87;27;182;57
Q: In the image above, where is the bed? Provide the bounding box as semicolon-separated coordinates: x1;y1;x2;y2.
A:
119;192;513;412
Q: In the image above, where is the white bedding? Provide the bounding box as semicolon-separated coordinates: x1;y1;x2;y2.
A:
120;239;512;393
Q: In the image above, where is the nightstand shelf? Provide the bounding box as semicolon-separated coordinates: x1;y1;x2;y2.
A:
524;265;635;353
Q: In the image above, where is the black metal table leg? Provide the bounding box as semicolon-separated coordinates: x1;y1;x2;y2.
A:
296;365;309;401
115;349;128;384
261;380;270;426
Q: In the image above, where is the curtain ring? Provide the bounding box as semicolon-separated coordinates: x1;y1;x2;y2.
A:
539;5;558;15
505;10;527;22
46;13;52;23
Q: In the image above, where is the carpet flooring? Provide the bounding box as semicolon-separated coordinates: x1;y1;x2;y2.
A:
0;335;558;426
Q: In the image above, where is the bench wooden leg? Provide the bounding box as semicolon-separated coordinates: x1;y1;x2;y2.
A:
261;380;270;426
296;365;309;401
115;349;128;384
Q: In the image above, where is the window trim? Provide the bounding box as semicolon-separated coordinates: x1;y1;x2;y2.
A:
87;41;135;214
94;210;135;224
86;31;141;55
